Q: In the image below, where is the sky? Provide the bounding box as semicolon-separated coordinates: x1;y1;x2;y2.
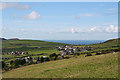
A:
1;2;118;40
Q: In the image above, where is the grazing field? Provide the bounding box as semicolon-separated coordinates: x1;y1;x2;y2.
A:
2;38;119;78
2;40;67;56
2;52;118;78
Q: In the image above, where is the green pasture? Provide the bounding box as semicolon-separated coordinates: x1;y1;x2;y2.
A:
2;52;118;78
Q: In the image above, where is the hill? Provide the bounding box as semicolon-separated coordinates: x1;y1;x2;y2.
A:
2;40;68;58
2;52;118;78
74;38;119;48
2;38;119;78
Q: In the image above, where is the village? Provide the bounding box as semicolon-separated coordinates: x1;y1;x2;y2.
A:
2;45;93;60
56;45;94;56
1;40;119;72
1;45;94;70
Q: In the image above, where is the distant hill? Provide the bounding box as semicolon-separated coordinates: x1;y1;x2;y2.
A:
8;38;20;40
0;38;7;40
0;38;20;40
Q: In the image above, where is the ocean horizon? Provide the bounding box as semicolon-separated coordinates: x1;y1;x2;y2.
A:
43;40;105;45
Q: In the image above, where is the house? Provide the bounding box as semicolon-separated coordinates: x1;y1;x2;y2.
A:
43;56;47;58
24;56;32;63
61;52;67;56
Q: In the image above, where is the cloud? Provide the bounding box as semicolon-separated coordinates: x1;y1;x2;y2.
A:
90;27;97;31
48;25;118;35
75;13;93;19
89;27;103;32
71;28;75;34
71;28;79;34
0;2;30;10
25;11;40;19
105;25;118;33
16;5;30;10
89;25;118;33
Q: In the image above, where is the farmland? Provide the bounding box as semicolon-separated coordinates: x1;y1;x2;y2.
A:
1;38;120;78
2;39;67;54
2;52;118;78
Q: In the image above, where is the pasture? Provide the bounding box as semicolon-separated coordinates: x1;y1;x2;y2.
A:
2;52;118;78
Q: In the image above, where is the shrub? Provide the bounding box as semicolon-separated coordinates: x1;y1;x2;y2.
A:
1;61;7;69
95;52;101;55
85;53;92;57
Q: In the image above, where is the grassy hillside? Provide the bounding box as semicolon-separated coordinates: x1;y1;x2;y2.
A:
2;40;67;49
74;38;119;48
2;52;118;78
2;40;68;57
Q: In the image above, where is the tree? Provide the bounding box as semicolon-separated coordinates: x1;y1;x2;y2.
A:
44;57;50;62
20;59;26;65
37;57;40;61
49;53;58;60
14;59;20;67
10;60;14;67
1;61;8;71
40;57;44;63
2;61;6;69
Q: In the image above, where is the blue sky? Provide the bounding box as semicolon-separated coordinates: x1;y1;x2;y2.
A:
1;2;118;40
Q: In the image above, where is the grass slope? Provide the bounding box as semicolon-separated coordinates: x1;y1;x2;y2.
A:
2;40;67;49
2;40;67;57
2;52;118;78
74;38;119;48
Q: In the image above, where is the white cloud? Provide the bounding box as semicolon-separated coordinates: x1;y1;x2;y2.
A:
71;28;75;34
0;2;30;10
105;25;118;33
90;27;97;31
71;28;79;34
89;25;118;33
47;25;118;35
89;27;103;32
25;11;40;19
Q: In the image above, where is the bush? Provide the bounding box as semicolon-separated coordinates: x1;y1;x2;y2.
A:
40;57;44;63
1;61;7;70
44;57;50;62
95;52;101;55
85;53;92;57
49;53;58;61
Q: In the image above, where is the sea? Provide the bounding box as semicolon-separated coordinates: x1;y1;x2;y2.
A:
44;40;105;45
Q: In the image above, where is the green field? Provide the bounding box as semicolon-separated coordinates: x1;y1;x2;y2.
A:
2;40;67;57
2;52;118;78
2;38;119;78
74;38;119;48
